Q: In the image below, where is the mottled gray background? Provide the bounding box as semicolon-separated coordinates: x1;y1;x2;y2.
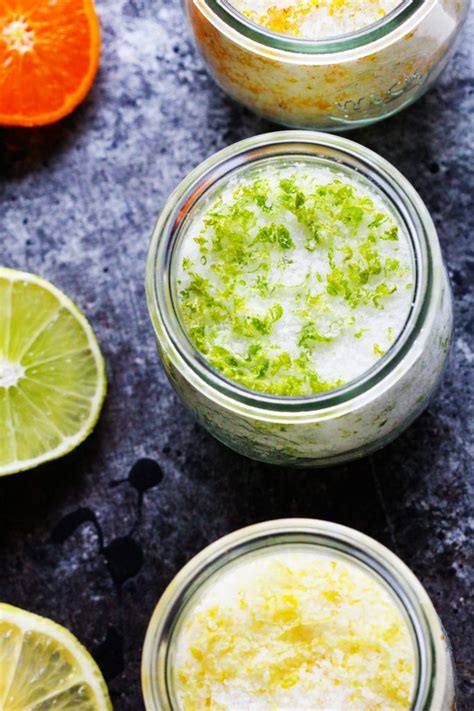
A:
0;0;472;708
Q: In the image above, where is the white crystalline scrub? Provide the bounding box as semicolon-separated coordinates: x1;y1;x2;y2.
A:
228;0;404;39
174;550;415;710
176;160;414;397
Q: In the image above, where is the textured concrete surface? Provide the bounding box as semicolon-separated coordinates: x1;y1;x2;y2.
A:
0;1;472;708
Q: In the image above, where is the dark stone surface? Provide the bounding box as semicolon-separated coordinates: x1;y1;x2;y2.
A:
0;1;472;709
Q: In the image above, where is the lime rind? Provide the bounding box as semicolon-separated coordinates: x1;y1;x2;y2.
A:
0;268;107;476
0;603;112;710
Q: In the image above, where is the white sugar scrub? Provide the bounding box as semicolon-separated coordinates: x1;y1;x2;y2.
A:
175;159;415;397
173;548;415;710
147;134;453;465
228;0;404;39
142;520;457;709
184;0;468;130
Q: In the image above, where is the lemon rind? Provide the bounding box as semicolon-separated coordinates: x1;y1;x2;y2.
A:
0;603;112;710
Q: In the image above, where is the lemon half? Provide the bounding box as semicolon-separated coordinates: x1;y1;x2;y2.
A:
0;603;112;709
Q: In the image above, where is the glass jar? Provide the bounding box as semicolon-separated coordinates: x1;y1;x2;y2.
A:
183;0;468;130
141;519;456;710
146;131;452;467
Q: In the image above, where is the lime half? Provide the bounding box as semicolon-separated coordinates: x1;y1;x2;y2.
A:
0;268;106;476
0;603;112;709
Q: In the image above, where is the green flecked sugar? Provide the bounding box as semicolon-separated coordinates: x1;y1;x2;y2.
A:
175;162;414;396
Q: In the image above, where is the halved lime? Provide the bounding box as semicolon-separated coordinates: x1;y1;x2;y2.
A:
0;603;112;709
0;268;106;476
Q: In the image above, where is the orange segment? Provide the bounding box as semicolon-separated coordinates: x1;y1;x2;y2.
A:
0;0;100;127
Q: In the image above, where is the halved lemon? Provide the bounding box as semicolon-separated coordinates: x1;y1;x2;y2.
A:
0;603;112;709
0;268;106;476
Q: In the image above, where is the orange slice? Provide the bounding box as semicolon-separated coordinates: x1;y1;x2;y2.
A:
0;0;101;127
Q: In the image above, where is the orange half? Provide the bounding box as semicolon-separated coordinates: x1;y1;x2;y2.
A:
0;0;101;127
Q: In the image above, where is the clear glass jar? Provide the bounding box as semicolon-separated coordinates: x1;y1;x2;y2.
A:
141;519;456;710
146;131;452;467
183;0;468;130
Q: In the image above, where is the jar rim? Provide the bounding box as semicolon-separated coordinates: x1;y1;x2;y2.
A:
196;0;427;54
141;518;450;710
146;131;441;414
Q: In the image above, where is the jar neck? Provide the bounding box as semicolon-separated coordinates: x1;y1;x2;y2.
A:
142;520;450;710
147;131;438;414
198;0;427;54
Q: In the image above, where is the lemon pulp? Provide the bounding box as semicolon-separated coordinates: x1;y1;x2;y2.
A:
0;603;112;710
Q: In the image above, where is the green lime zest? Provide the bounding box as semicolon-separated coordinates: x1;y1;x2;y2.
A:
177;171;411;396
298;322;335;349
252;223;295;250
